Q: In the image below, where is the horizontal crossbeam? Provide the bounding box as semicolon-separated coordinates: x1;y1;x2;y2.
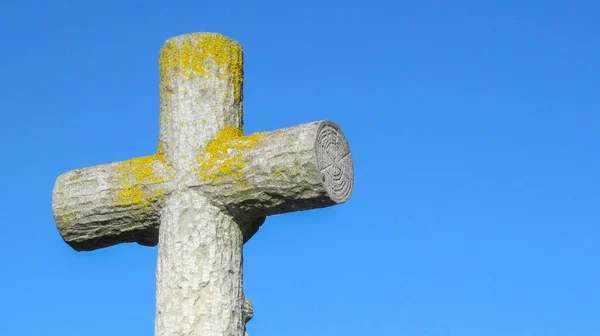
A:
52;120;352;251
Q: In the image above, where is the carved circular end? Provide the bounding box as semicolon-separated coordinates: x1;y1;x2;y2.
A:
316;122;354;204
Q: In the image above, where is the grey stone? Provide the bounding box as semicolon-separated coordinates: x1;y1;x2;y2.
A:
52;32;354;336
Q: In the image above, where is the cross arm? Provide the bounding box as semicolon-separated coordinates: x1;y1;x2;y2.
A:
197;120;354;218
52;153;174;251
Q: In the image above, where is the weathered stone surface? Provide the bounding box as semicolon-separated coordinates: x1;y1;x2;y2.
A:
52;156;173;250
156;189;244;336
52;120;352;251
52;32;354;336
242;297;253;323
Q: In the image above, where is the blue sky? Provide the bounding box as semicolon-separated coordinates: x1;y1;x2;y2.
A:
1;0;599;335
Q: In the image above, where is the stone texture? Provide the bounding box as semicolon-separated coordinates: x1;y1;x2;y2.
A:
51;32;354;336
156;189;244;336
52;120;352;251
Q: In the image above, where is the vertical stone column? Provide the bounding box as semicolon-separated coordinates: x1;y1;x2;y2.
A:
156;189;244;336
155;33;247;336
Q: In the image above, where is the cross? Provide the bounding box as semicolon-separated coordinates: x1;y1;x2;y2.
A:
52;32;354;336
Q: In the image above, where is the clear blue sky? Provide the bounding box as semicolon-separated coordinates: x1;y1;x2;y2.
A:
1;1;598;335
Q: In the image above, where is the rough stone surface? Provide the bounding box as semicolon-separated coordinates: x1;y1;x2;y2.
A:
156;189;244;336
52;121;351;251
51;32;354;336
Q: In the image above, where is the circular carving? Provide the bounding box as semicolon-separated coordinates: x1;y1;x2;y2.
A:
316;124;353;203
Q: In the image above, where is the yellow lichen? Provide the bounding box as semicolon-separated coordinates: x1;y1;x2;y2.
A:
290;160;299;176
195;126;263;181
159;33;244;103
158;38;179;106
55;212;73;225
113;152;169;208
156;142;167;164
180;39;192;75
158;34;245;141
273;168;281;178
62;172;84;188
222;88;230;104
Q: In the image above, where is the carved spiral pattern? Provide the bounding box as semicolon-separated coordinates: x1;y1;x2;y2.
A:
316;124;354;203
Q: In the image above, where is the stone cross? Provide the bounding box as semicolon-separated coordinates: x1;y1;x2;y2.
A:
52;32;354;336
